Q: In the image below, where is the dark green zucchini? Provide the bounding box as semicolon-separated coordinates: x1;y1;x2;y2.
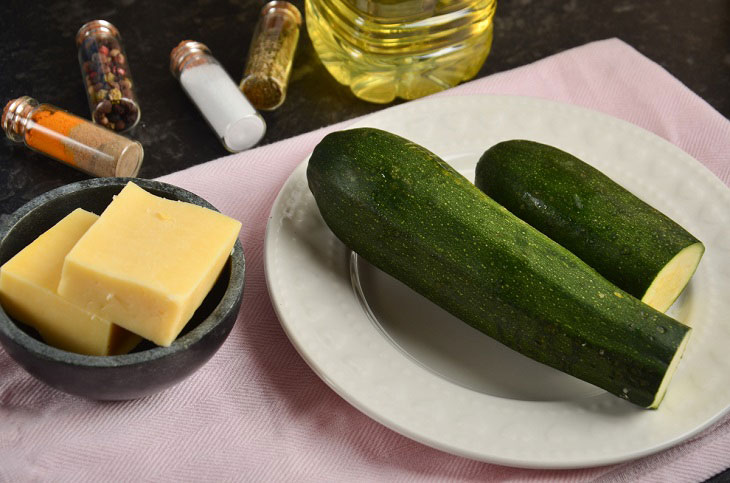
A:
475;140;704;313
307;128;691;408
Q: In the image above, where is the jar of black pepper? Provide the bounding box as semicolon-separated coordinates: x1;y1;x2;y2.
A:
76;20;140;132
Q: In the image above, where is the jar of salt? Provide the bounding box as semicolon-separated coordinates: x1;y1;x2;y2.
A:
170;40;266;152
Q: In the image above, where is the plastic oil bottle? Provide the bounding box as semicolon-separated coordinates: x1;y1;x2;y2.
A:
305;0;497;103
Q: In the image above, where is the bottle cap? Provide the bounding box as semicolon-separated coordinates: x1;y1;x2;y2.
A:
262;1;302;25
76;20;121;47
170;40;212;76
2;96;37;142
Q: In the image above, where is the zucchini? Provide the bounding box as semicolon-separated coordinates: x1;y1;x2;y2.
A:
475;140;704;313
307;128;691;408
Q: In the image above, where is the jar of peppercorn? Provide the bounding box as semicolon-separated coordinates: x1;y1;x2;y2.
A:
76;20;140;132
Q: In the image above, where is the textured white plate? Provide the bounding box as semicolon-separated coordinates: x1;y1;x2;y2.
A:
263;95;730;468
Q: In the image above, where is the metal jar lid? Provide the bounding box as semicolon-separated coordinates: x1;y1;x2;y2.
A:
76;20;121;47
169;40;212;76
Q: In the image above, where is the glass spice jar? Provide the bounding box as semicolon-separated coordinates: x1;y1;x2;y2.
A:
2;96;144;177
240;1;302;111
170;40;266;152
76;20;141;132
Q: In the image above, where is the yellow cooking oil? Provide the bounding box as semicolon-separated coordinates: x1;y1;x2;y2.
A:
305;0;497;103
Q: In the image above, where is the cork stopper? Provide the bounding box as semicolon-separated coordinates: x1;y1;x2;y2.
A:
76;20;121;47
170;40;212;77
2;96;38;142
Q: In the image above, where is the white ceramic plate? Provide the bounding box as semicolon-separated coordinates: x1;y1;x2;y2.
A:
263;95;730;468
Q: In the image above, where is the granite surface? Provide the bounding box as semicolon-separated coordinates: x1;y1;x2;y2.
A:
1;0;728;220
0;0;729;476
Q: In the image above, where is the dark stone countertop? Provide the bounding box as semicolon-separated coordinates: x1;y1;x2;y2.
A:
1;0;729;477
1;0;728;218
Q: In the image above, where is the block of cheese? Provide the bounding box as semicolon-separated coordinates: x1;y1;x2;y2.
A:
58;182;242;347
0;208;141;356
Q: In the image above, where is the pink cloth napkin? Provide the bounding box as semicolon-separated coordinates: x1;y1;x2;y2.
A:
2;38;729;482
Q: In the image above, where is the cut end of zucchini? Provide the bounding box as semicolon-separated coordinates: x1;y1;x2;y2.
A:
648;328;691;409
642;242;705;314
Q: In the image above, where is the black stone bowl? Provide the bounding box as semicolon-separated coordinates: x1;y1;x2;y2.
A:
0;178;245;400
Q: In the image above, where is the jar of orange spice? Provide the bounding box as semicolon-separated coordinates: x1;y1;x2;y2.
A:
2;96;143;177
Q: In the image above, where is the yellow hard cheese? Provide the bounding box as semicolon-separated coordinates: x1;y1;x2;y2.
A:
0;208;141;356
58;182;241;347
